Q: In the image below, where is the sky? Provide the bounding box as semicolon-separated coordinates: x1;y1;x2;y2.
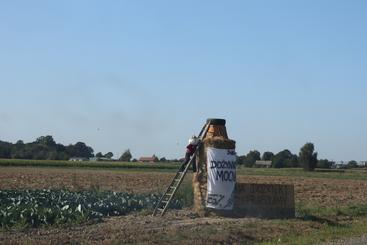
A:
0;1;366;161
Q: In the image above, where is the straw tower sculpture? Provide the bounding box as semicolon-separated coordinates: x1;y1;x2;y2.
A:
193;119;236;216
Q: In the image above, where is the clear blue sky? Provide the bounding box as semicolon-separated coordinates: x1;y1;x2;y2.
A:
1;1;366;161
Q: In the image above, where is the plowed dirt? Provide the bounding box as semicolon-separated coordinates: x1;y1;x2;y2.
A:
1;167;367;244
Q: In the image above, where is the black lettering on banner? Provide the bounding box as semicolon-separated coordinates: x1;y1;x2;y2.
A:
227;150;236;156
207;194;225;206
215;170;236;182
210;160;236;169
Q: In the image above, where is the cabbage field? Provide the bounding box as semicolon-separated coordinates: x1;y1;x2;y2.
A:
0;189;182;229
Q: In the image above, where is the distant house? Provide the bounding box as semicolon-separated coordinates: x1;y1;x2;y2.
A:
69;157;88;162
358;161;367;167
139;157;157;163
333;161;348;169
254;160;272;168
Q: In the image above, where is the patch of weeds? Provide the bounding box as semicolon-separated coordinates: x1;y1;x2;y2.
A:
137;209;152;216
258;218;367;245
89;178;102;193
173;181;193;208
259;203;367;245
346;205;367;217
71;173;84;191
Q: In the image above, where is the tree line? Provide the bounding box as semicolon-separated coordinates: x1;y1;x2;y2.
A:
0;135;174;162
0;136;360;171
237;143;331;171
0;135;132;161
0;136;95;160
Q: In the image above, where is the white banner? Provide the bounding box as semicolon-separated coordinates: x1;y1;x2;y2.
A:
206;147;237;210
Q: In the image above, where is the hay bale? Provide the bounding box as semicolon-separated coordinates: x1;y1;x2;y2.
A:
206;125;228;138
204;137;236;149
192;137;236;216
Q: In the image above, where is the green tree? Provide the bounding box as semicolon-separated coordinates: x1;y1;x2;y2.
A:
96;152;103;158
299;143;318;171
104;152;113;159
262;151;274;161
35;136;56;147
244;150;260;167
119;149;132;162
285;154;299;168
31;144;49;160
55;152;69;160
11;143;34;159
271;149;296;168
317;159;332;169
66;142;94;158
347;160;358;168
0;140;12;158
236;155;246;165
153;154;159;162
47;151;59;160
1;136;97;160
160;157;167;162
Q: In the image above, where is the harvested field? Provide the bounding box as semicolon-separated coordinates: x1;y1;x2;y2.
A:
1;167;366;208
0;210;292;244
1;167;367;244
1;208;367;245
0;167;176;194
0;211;282;244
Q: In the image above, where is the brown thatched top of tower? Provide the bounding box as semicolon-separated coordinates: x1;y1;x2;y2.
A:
203;137;236;149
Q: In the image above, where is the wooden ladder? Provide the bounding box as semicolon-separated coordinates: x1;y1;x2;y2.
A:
152;123;209;217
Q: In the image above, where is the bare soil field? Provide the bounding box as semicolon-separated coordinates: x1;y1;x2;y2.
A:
1;167;367;244
1;208;330;245
0;167;174;194
0;167;366;207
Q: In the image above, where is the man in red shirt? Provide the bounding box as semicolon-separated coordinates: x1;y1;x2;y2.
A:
180;136;199;172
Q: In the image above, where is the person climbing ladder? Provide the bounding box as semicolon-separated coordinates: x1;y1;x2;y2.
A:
152;121;210;217
180;135;199;172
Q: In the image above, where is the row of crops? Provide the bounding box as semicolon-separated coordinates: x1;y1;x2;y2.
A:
0;189;182;229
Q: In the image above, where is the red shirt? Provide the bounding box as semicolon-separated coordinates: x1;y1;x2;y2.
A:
186;144;197;154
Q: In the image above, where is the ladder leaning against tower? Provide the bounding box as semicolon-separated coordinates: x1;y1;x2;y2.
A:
152;122;210;217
